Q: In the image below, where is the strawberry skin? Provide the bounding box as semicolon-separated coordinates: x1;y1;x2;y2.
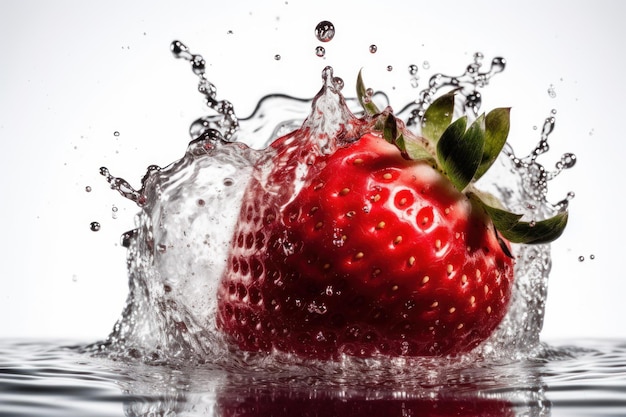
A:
217;130;514;359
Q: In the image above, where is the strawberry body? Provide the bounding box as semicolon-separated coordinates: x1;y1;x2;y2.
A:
217;127;514;359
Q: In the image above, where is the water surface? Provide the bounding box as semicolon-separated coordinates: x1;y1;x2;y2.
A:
1;338;625;416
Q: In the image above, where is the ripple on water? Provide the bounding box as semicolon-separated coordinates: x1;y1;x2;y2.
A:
0;339;625;416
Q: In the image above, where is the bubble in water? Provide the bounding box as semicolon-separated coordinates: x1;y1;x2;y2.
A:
314;21;335;42
410;77;419;88
111;205;119;219
274;54;281;61
578;255;585;262
387;65;393;72
85;185;92;192
408;64;418;75
315;46;326;58
590;254;596;260
90;221;101;232
369;44;377;54
422;60;430;69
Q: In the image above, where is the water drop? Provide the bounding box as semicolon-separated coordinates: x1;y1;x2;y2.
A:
410;77;419;88
85;186;92;192
315;46;325;57
197;199;206;207
578;255;585;262
369;44;377;54
387;65;393;72
170;40;189;59
408;64;418;75
332;77;344;91
559;153;577;169
111;205;119;219
490;57;506;73
223;177;235;186
113;131;120;137
227;30;233;35
548;85;557;98
72;274;78;282
314;21;335;42
590;254;595;260
191;54;205;75
120;229;137;248
90;221;101;232
274;54;281;61
422;60;430;69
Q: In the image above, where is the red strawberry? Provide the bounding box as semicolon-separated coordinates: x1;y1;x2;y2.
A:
216;69;567;359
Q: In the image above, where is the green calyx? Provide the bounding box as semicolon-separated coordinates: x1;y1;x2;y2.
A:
356;71;568;248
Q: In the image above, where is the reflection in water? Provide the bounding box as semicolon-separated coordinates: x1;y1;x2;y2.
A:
118;352;550;417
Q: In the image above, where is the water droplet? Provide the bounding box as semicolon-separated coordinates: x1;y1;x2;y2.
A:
315;46;325;57
333;77;344;91
90;221;101;232
113;131;120;137
191;54;205;75
111;205;119;219
170;40;189;59
314;21;335;42
274;54;281;61
85;186;92;192
227;30;233;35
408;64;418;75
223;177;234;186
422;60;430;69
590;254;595;260
559;153;577;169
578;255;585;262
386;65;393;72
121;229;137;248
410;77;419;88
548;85;557;98
369;44;377;54
72;275;78;282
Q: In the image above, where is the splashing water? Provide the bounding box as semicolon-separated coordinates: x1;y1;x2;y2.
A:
94;41;574;368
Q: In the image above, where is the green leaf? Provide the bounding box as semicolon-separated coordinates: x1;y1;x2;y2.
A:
403;135;436;162
382;113;398;143
499;212;569;244
475;108;511;180
422;91;455;142
480;200;524;231
437;115;485;191
471;192;569;245
356;69;380;116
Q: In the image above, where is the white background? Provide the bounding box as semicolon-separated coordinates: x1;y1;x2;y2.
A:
0;0;623;342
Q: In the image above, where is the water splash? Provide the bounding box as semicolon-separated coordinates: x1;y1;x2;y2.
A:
402;52;506;125
96;42;573;367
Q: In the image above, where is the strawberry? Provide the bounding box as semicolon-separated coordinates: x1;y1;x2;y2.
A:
216;68;567;359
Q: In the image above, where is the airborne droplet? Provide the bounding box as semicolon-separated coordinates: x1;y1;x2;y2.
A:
90;221;101;232
408;64;418;75
369;44;377;54
314;21;335;42
315;46;326;57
